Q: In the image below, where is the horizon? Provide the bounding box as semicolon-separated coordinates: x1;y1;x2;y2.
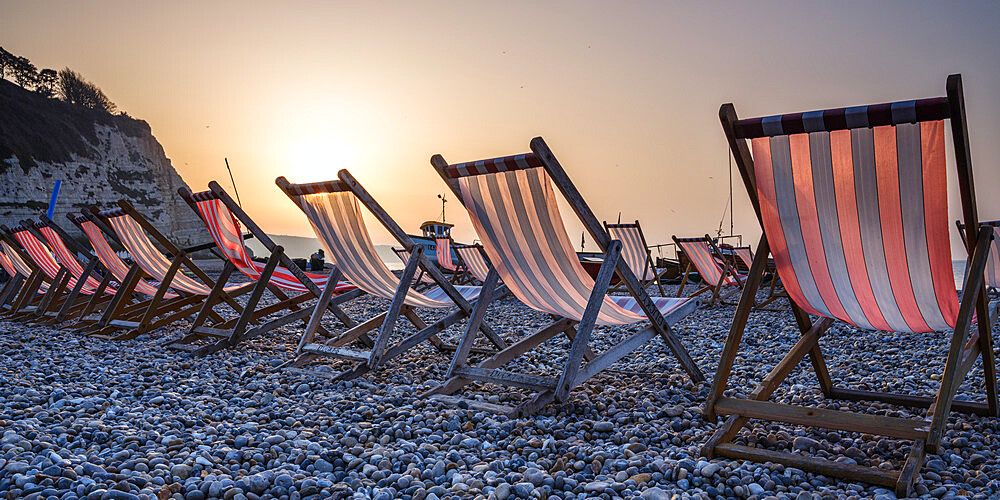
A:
3;1;1000;256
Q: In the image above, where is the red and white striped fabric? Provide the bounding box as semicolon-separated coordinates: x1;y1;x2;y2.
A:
607;225;655;280
79;220;176;298
37;226;111;293
751;120;957;333
455;245;492;282
295;190;481;307
1;241;48;292
676;239;738;287
435;237;459;271
456;162;692;325
0;247;18;278
733;247;754;270
106;214;242;295
13;228;99;294
192;197;355;294
984;226;1000;289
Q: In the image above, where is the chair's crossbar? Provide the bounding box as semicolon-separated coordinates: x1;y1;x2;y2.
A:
445;153;542;178
189;189;221;201
281;179;350;196
734;97;950;139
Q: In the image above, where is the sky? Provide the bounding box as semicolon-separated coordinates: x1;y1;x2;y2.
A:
3;1;1000;256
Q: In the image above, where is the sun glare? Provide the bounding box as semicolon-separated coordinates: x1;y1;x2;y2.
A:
284;135;359;183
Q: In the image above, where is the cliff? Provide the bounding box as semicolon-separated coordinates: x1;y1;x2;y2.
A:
0;79;202;245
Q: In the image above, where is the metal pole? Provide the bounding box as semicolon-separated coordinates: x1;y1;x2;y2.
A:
225;158;243;207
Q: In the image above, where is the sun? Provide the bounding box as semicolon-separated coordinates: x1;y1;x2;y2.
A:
284;135;359;183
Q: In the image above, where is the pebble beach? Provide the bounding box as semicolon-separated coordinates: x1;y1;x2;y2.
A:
1;280;998;500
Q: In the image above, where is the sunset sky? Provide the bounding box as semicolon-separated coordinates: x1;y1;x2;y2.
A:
3;1;1000;254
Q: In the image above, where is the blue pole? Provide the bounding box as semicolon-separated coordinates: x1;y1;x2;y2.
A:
47;180;61;219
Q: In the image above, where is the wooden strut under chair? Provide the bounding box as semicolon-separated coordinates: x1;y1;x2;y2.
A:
673;234;746;307
726;244;788;311
80;200;258;340
421;137;706;417
702;73;998;497
0;230;52;316
171;182;364;356
603;220;670;296
275;170;508;381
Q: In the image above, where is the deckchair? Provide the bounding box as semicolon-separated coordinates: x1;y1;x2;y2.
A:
0;239;46;312
0;231;50;316
275;171;508;381
31;217;120;325
174;183;363;355
66;210;204;334
728;245;786;310
85;200;257;340
673;235;745;306
6;221;107;322
957;219;1000;294
703;74;998;496
423;137;705;417
604;221;668;295
435;236;474;284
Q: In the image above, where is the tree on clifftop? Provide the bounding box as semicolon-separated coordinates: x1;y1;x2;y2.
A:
12;56;38;89
36;68;58;97
0;47;12;80
58;68;117;113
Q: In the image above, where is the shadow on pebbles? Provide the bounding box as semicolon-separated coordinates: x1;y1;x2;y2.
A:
0;285;997;500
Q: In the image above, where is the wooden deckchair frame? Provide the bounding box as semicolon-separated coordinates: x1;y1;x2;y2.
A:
727;245;787;311
957;219;1000;295
31;216;119;325
702;74;998;497
275;170;507;381
66;210;195;332
673;234;745;307
0;227;51;316
603;220;668;295
422;137;706;417
82;200;257;340
5;221;96;322
172;182;364;355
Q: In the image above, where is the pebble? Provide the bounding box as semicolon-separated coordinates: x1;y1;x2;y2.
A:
0;285;994;500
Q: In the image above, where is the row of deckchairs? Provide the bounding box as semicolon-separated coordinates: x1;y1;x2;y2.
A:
0;73;995;496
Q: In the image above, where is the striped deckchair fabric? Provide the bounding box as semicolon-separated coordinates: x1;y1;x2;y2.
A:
292;188;481;308
705;75;996;496
102;210;241;295
187;190;355;294
675;237;739;287
74;216;174;298
963;220;1000;290
744;103;957;333
606;224;655;280
2;241;36;280
435;237;458;271
11;225;98;294
733;246;754;270
453;158;690;325
0;248;18;278
35;223;109;294
454;244;491;282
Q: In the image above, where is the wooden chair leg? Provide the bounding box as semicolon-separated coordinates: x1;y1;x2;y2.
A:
555;241;620;402
446;269;500;378
369;249;421;368
676;263;691;297
296;268;344;354
227;248;283;344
